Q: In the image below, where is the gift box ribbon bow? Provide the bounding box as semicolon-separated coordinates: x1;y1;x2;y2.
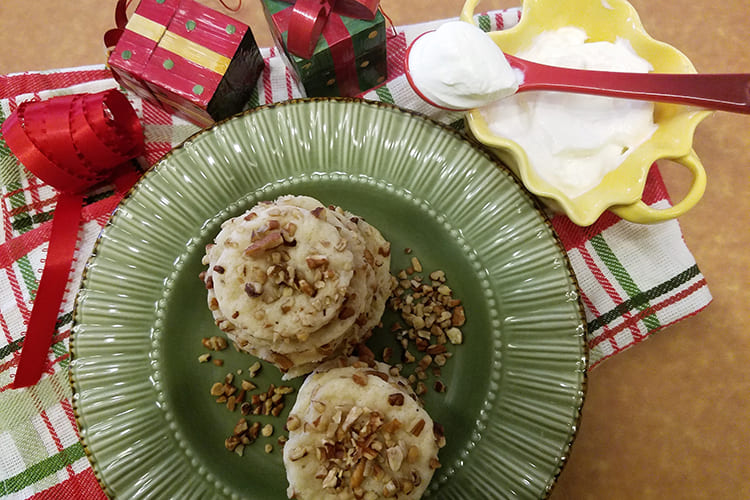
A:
282;0;379;59
1;90;144;388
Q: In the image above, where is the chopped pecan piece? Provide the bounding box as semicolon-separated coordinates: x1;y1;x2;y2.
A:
287;446;308;461
271;352;294;371
387;393;405;406
244;282;262;297
306;255;329;269
410;419;425;437
244;230;284;256
351;372;368;386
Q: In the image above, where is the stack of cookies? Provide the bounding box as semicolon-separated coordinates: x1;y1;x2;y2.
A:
283;357;444;499
201;195;393;378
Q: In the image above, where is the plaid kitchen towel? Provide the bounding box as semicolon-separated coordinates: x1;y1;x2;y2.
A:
0;9;712;499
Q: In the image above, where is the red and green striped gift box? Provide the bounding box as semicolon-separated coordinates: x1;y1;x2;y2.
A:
261;0;387;97
108;0;265;126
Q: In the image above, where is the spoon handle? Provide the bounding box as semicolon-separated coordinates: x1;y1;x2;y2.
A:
507;54;750;114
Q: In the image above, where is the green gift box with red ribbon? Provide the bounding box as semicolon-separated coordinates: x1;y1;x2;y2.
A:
261;0;387;97
107;0;265;126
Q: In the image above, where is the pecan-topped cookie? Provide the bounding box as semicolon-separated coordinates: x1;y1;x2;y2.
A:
201;196;393;377
284;357;444;499
206;202;354;343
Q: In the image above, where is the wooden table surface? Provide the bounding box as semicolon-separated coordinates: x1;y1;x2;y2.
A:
1;0;748;498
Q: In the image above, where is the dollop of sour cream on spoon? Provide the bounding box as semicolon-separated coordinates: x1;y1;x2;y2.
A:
407;21;521;110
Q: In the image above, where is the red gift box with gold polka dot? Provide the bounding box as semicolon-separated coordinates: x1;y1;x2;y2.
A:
108;0;264;126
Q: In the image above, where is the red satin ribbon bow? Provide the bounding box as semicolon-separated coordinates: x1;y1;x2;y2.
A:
284;0;378;59
103;0;131;51
1;89;144;388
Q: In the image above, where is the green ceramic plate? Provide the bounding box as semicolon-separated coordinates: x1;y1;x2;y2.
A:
71;99;587;499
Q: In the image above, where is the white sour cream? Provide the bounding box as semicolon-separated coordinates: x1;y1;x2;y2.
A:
479;27;658;199
407;21;520;109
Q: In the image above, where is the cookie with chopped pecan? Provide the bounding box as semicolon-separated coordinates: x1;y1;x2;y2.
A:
284;357;443;499
201;196;393;378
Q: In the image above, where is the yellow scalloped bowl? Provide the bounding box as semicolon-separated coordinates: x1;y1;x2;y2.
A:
461;0;711;226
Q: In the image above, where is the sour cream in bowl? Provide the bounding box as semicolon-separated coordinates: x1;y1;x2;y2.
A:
478;27;659;200
462;0;711;226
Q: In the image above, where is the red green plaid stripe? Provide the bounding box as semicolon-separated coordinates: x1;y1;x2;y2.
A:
0;67;112;99
0;371;106;499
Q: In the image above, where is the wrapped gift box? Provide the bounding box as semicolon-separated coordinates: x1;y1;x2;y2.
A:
262;0;387;97
108;0;265;126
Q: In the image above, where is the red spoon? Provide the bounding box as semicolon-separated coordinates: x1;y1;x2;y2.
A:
405;31;750;113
